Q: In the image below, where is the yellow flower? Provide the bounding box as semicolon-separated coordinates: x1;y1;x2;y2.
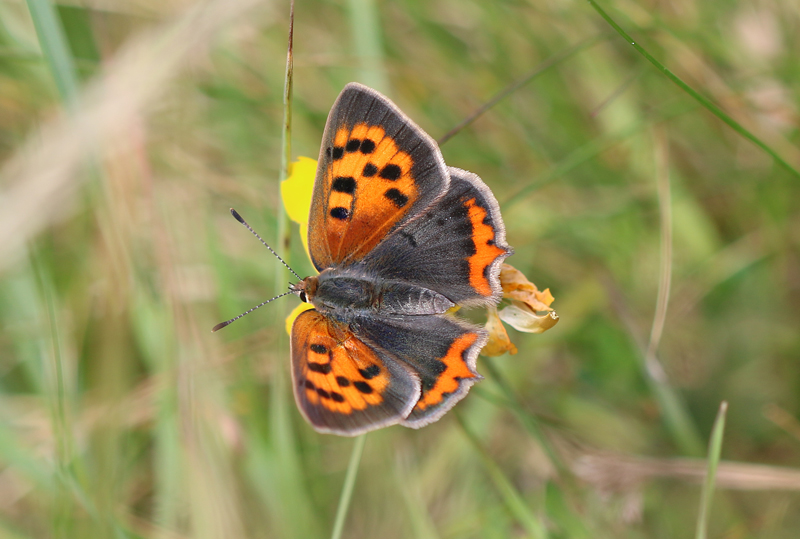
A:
285;302;314;335
281;157;318;334
480;264;559;357
280;156;317;258
482;304;518;356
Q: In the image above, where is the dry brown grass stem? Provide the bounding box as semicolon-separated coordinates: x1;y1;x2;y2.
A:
0;0;271;270
575;452;800;493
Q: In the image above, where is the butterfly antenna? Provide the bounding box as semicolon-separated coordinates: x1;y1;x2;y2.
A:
229;208;302;280
212;290;294;332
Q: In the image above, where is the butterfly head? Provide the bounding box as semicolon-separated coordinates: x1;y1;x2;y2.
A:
291;276;319;304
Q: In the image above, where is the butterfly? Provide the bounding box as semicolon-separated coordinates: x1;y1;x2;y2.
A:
285;83;512;436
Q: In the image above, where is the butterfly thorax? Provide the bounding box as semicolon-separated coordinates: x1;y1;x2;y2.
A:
294;267;454;322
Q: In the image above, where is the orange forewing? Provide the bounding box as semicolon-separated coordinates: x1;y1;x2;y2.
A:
314;124;419;266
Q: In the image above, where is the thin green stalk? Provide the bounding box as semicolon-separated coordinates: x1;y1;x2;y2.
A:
438;34;607;145
25;0;80;107
34;262;130;536
37;262;71;538
347;0;388;93
276;0;294;266
280;0;294;189
586;0;800;179
481;358;567;475
326;8;384;534
457;413;548;539
503;101;695;209
696;402;728;539
644;129;704;457
331;434;367;539
268;4;321;538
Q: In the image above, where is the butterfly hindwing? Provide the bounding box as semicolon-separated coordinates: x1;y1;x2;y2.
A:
350;313;485;428
308;83;450;272
290;309;421;436
358;167;511;306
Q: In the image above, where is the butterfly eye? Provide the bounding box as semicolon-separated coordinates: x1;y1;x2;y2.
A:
300;291;307;303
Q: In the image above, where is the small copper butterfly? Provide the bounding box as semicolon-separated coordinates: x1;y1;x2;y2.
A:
287;83;512;435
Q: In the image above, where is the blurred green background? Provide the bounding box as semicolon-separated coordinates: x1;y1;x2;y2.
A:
1;0;799;537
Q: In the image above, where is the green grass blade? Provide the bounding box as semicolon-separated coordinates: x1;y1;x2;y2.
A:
481;358;567;475
331;434;367;539
645;130;705;456
457;413;548;539
586;0;800;179
24;0;80;106
275;0;294;285
269;5;323;538
32;258;74;538
696;401;728;539
346;0;388;93
503;101;695;209
438;35;606;145
648;382;704;457
281;0;295;188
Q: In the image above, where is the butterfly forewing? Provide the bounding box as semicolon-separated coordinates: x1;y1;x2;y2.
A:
360;167;512;306
308;83;450;272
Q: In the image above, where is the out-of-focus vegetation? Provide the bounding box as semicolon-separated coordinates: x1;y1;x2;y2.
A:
1;0;799;537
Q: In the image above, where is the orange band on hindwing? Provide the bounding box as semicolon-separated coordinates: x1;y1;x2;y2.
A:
464;198;507;297
323;123;419;263
414;333;479;411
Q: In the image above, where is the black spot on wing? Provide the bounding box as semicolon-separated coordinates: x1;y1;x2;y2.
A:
330;207;349;220
332;176;356;194
332;147;344;160
362;163;378;177
359;364;381;379
379;164;402;180
310;344;328;354
353;381;373;394
336;376;350;387
384;188;408;208
400;231;417;248
307;362;332;374
360;139;376;154
346;138;361;152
